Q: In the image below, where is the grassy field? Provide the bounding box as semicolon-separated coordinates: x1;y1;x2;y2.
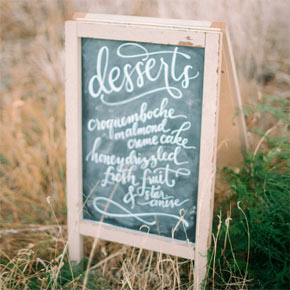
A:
0;0;289;289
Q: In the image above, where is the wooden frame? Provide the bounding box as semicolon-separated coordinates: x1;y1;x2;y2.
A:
65;13;248;289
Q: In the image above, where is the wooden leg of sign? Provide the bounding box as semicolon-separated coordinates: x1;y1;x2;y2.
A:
68;232;83;263
194;252;207;290
67;190;83;262
194;176;216;290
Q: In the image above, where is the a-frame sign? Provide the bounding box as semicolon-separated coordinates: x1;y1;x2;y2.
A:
65;13;248;289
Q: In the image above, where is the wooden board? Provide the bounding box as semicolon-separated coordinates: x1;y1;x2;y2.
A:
65;13;248;290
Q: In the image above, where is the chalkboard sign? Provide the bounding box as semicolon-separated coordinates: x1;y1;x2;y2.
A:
81;38;204;243
65;13;248;289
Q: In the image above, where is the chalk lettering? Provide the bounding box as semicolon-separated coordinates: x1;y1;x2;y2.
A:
88;43;200;105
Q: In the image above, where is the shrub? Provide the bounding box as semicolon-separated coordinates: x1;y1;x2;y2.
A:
207;95;290;289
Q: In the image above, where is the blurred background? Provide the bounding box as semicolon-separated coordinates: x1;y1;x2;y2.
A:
0;1;289;289
1;0;289;225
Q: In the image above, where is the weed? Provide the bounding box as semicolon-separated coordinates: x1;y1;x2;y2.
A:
207;94;290;289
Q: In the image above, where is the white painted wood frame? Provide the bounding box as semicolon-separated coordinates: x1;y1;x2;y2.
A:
65;13;246;289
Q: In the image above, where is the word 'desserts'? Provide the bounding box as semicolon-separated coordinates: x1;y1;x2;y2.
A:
88;43;200;105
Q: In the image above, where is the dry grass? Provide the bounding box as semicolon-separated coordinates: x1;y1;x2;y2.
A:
0;0;289;289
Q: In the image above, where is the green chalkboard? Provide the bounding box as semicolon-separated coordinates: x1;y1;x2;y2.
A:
81;37;205;243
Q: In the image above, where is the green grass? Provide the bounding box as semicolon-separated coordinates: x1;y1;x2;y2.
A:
206;94;290;289
1;251;111;289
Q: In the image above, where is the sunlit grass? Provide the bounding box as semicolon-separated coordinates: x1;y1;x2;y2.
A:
0;0;289;289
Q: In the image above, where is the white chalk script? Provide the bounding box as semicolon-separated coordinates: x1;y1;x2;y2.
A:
84;42;200;229
88;43;200;105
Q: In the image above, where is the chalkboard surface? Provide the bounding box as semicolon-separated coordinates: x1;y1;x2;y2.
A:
81;38;204;243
